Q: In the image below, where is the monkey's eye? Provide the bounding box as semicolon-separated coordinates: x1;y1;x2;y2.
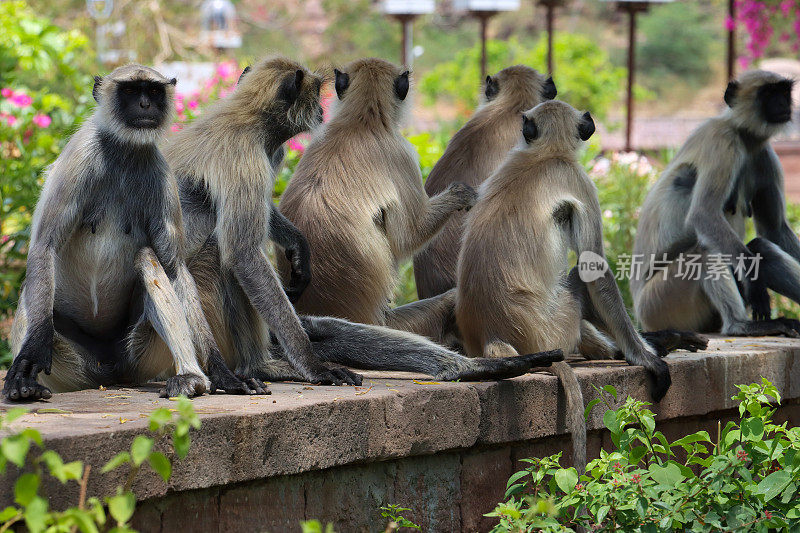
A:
123;86;136;94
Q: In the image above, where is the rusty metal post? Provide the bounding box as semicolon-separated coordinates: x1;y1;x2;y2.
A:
477;11;491;79
727;0;736;80
546;3;554;74
619;2;648;152
394;14;415;67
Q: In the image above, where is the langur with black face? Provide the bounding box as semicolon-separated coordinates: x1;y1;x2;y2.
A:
633;70;800;337
456;100;707;470
414;66;557;299
275;57;563;380
4;65;253;401
167;57;561;385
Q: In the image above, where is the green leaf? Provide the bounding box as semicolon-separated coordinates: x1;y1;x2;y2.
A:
147;408;172;431
584;398;601;421
629;445;648;465
14;473;39;506
107;492;136;525
671;431;711;448
102;452;130;473
148;452;171;483
1;435;30;467
0;506;20;522
173;433;190;460
649;462;684;486
506;469;528;488
597;505;610;524
755;470;791;502
4;407;29;424
23;496;47;533
742;418;764;441
554;468;578;493
130;436;154;467
602;384;618;400
603;409;620;435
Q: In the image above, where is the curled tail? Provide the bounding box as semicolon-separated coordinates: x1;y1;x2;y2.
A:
549;361;587;472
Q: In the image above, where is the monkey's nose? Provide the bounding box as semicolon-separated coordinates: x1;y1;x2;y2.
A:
140;99;151;109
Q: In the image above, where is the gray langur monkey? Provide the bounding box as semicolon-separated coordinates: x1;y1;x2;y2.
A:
4;65;254;401
456;101;708;469
413;65;557;299
633;70;800;337
166;57;561;385
275;57;564;380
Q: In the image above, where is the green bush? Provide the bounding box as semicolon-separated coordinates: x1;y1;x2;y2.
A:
419;33;626;120
1;396;200;533
488;378;800;532
0;0;95;321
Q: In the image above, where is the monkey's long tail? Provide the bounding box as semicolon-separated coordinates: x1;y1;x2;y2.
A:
549;360;587;473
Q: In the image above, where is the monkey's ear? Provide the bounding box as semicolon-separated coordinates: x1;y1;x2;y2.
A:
542;76;557;100
394;71;410;101
724;81;739;108
280;69;305;103
485;75;499;100
169;77;177;86
334;69;350;100
92;75;102;103
578;111;595;141
238;65;251;85
522;115;538;143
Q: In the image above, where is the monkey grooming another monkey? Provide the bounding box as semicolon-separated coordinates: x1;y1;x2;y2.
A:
456;100;707;469
5;65;255;401
168;57;561;384
414;66;557;299
633;71;800;337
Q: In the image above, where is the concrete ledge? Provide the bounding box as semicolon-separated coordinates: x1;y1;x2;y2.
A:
2;337;800;531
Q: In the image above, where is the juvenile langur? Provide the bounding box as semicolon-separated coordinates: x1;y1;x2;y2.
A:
633;71;800;337
275;57;565;380
4;65;254;401
414;66;557;299
278;57;477;342
166;58;560;384
456;101;707;469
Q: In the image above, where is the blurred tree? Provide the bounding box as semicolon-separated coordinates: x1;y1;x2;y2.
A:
638;2;717;91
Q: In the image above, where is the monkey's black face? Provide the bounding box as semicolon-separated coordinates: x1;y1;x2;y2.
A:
116;81;168;129
758;81;793;124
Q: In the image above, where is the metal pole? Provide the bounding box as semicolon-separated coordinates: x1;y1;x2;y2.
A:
400;15;414;67
625;6;637;152
479;13;489;79
546;3;554;75
727;0;736;80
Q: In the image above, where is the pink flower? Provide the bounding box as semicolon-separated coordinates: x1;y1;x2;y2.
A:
188;99;198;110
1;88;13;98
32;113;51;128
9;93;32;108
175;101;185;113
287;138;306;153
216;62;237;81
0;235;9;244
1;112;17;126
171;123;182;132
725;15;736;31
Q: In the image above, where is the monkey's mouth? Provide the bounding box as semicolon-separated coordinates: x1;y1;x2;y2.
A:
131;117;161;128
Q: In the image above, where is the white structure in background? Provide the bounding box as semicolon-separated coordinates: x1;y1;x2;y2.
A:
86;0;135;64
156;63;217;96
381;0;435;67
201;0;242;50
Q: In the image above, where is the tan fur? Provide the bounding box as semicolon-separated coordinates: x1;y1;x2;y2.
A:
278;58;475;331
414;66;555;299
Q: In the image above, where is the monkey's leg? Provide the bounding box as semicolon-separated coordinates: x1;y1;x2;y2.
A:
568;268;708;358
383;289;457;345
291;316;563;381
132;248;212;397
747;238;800;306
482;339;586;472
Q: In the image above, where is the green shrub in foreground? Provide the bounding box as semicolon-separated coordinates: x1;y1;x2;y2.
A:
489;378;800;532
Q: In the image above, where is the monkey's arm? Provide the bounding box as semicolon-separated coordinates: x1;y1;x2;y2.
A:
752;146;800;263
4;170;84;400
575;198;671;401
217;189;360;386
388;182;477;257
269;204;311;303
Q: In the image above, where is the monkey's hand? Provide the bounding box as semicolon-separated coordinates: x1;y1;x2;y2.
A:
159;373;210;398
284;242;311;304
743;276;771;322
206;351;270;395
3;337;53;401
640;330;709;358
447;182;478;211
304;365;363;387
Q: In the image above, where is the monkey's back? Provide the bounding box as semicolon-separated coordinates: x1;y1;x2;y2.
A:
456;158;582;357
279;129;415;324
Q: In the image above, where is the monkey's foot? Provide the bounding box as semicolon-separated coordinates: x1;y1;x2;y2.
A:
726;318;800;338
306;365;363;386
640;330;709;358
2;358;52;401
160;373;210;398
439;349;564;381
645;357;672;403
